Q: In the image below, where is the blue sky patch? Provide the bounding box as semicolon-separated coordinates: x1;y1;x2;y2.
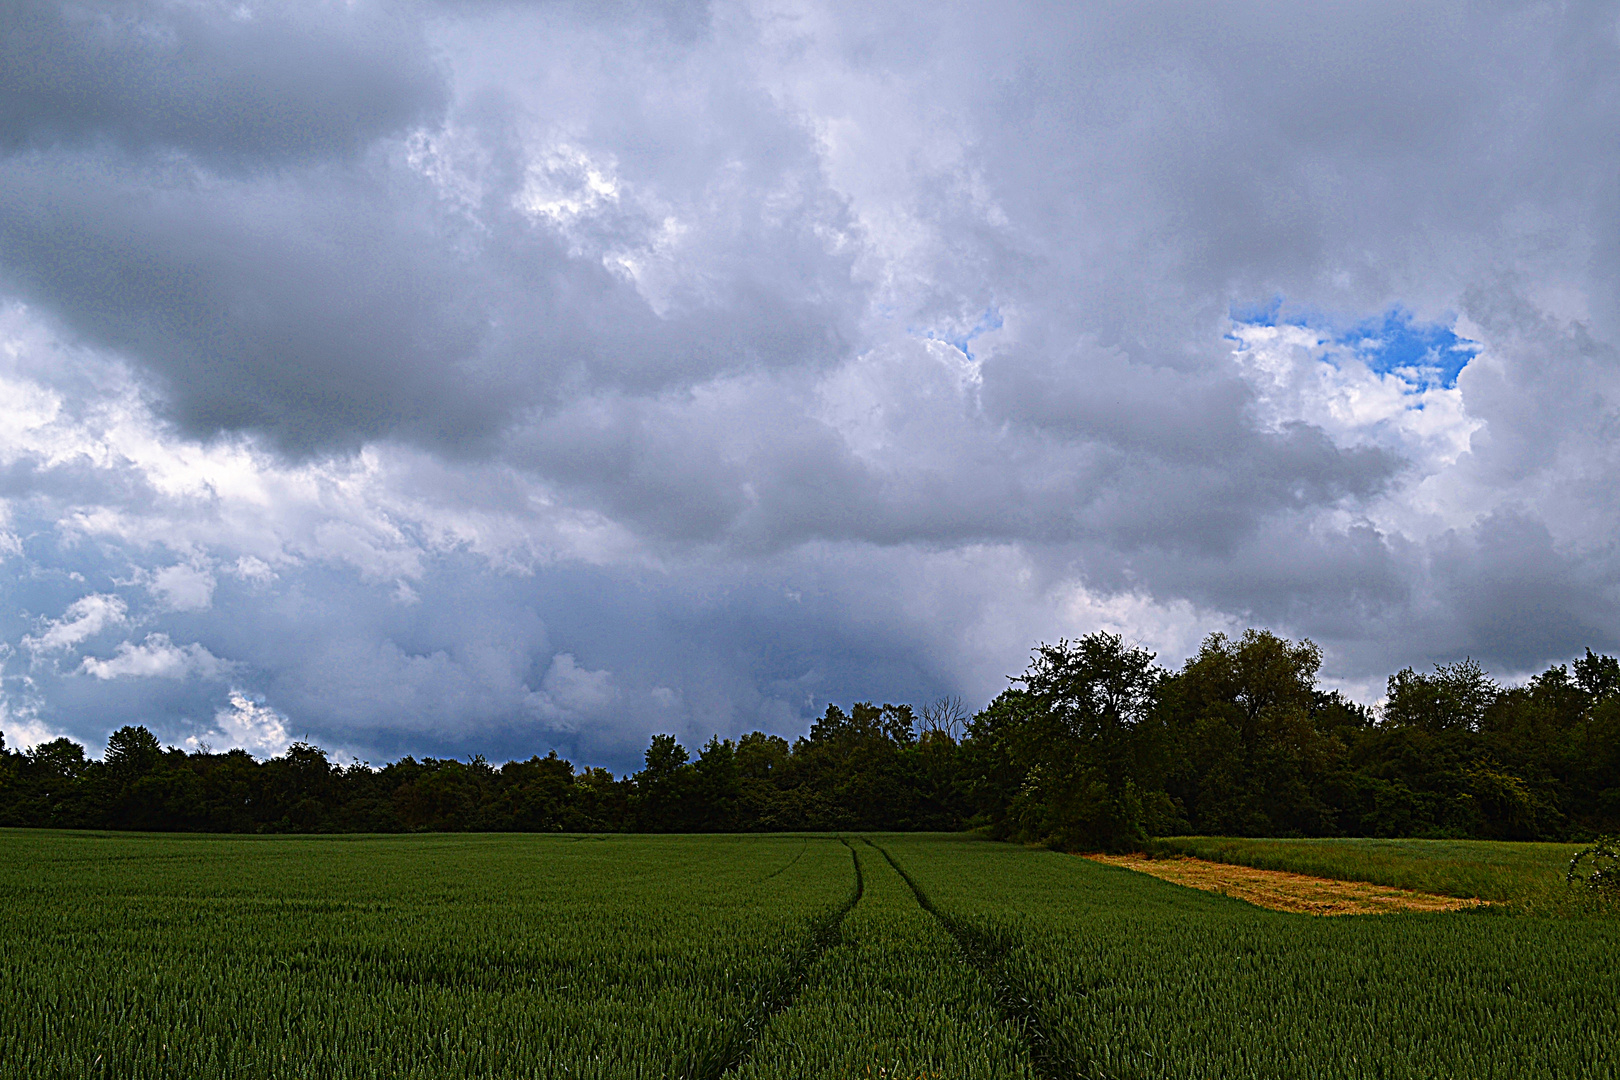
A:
1231;301;1479;389
1337;309;1478;389
914;307;1003;361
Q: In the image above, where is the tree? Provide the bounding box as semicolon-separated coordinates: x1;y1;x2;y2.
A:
734;732;804;830
28;738;88;780
691;737;741;830
104;726;164;777
920;696;968;741
495;753;579;831
262;742;336;831
1164;630;1337;836
960;688;1043;834
1181;631;1322;751
1574;649;1620;701
634;734;694;831
643;734;689;777
990;632;1164;851
1384;659;1498;733
1022;634;1158;759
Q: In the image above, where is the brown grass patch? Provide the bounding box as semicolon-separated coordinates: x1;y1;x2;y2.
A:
1083;854;1489;915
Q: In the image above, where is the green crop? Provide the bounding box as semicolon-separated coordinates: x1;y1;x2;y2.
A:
1149;834;1615;913
0;830;853;1078
732;840;1033;1080
4;829;1618;1079
887;833;1620;1079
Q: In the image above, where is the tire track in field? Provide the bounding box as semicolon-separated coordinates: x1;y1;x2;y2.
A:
763;836;811;880
693;838;865;1080
865;839;1075;1080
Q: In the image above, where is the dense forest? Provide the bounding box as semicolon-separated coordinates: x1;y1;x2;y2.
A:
2;630;1617;848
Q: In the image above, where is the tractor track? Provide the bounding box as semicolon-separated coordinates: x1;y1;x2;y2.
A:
695;837;864;1080
865;838;1076;1080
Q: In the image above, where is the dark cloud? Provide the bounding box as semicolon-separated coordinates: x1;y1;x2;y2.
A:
2;1;1619;759
0;150;858;454
1433;512;1620;669
0;0;445;165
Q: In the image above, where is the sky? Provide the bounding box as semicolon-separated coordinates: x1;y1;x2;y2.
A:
1;0;1618;771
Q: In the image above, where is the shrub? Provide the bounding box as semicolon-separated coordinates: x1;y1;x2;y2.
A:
1566;835;1620;891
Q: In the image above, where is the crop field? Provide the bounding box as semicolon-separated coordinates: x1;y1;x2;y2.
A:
889;835;1620;1078
1149;835;1598;913
2;830;1618;1079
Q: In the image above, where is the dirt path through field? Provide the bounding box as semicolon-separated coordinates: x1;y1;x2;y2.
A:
1083;854;1487;915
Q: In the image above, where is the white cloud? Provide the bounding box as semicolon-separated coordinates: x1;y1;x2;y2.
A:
80;634;233;681
185;691;293;759
229;555;278;585
514;143;623;230
523;653;619;732
24;594;128;653
0;689;67;752
149;561;218;612
1055;583;1243;670
1230;321;1482;470
0;305;648;588
543;653;617;712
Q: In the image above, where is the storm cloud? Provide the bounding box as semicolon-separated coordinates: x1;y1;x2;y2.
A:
1;0;1617;769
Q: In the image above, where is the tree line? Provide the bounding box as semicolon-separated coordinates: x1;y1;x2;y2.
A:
1;629;1617;847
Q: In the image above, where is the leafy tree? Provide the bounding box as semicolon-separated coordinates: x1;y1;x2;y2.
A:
691;737;741;831
104;726;164;777
494;752;580;831
1163;630;1339;836
633;735;695;831
1574;649;1620;701
1023;634;1157;757
27;738;88;780
1385;659;1498;733
971;633;1164;851
1462;761;1553;840
262;742;336;831
960;687;1044;834
576;766;631;830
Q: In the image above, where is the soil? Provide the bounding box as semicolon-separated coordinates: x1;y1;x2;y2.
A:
1082;853;1488;915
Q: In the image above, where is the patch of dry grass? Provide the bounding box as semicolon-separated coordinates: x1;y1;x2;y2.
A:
1083;853;1488;915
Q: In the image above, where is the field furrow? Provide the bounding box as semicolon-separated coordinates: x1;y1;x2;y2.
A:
0;831;855;1079
5;829;1617;1079
888;833;1620;1080
726;839;1035;1080
868;839;1068;1080
700;839;864;1078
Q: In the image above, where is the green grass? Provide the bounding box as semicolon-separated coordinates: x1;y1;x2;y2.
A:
1149;834;1610;913
732;840;1032;1080
0;830;854;1079
887;833;1620;1079
3;829;1618;1079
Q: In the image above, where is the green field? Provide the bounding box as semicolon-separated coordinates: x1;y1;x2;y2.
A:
1150;834;1605;913
2;830;1617;1078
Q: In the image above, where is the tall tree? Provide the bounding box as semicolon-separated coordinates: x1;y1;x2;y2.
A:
973;633;1164;850
1163;630;1339;836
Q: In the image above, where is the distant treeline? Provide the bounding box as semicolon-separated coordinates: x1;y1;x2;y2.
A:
2;630;1618;847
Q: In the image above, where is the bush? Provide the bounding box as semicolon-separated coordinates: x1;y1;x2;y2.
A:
1566;835;1620;891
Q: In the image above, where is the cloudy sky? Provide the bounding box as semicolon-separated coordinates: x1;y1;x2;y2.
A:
1;0;1617;769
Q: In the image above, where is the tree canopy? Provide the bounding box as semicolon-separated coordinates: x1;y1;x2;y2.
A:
2;631;1617;847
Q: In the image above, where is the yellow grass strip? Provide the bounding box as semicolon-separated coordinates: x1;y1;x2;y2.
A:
1083;854;1489;915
